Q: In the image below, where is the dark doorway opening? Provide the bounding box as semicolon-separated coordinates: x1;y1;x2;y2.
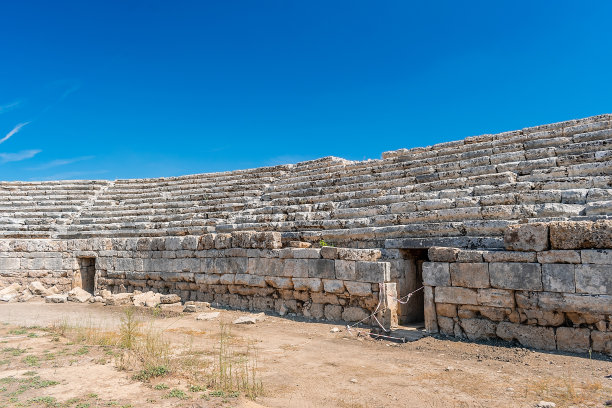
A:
397;249;428;325
78;257;96;294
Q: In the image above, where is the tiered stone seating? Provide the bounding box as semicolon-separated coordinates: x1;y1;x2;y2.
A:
62;163;299;238
215;114;612;248
0;180;108;238
1;114;609;247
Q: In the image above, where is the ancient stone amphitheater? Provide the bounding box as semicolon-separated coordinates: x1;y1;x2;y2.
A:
1;114;610;354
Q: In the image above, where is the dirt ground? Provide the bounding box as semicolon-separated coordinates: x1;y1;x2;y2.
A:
0;301;611;408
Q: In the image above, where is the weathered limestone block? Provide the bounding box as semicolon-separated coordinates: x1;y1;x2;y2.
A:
504;223;549;252
489;263;542;291
591;330;612;354
133;291;161;307
472;306;510;322
226;248;248;257
246;249;279;258
311;292;339;305
355;261;390;283
308;259;335;279
585;200;612;215
556;327;590;353
342;307;369;322
231;231;255;248
199;234;216;250
450;263;490;288
214;233;232;249
575;264;612;295
195;274;220;285
496;322;556;350
288;241;311;248
320;247;381;261
164;236;182;251
334;260;356;281
160;293;181;304
0;258;19;270
68;287;92;303
219;274;235;285
234;274;266;287
324;304;342;321
565;311;605;327
483;251;537;263
549;220;612;249
45;294;67;303
282;259;309;278
537;250;581;264
216;257;248;275
580;249;612;265
105;293;133;306
250;232;282;249
422;262;450;286
322;279;345;294
181;236;199;251
248;258;283;277
424;286;438;333
28;281;51;296
542;264;575;293
459;318;497;340
434;286;478;305
435;303;457;317
344;281;372;296
265;276;293;289
292;277;322;292
536;292;612;315
521;309;565;326
457;250;485;263
428;247;459;262
291;248;321;259
477;288;515;308
437;316;454;335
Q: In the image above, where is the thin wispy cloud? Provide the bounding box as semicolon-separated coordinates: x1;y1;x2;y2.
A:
42;79;81;114
0;149;41;163
0;122;30;145
27;155;94;171
0;100;23;114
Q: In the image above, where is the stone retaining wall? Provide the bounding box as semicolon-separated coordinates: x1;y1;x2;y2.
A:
423;221;612;355
0;232;398;325
0;239;74;292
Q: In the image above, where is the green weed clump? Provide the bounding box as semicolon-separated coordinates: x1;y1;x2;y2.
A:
119;308;141;350
132;365;168;381
164;388;189;400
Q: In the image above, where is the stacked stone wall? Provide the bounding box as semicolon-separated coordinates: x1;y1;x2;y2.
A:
0;232;397;324
0;239;75;292
95;233;394;322
423;221;612;355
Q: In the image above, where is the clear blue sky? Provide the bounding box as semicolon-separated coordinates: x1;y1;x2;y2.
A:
1;1;611;181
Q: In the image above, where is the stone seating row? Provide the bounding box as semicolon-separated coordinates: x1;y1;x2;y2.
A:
265;136;611;200
72;116;612;216
0;115;610;241
278;119;611;185
382;114;610;159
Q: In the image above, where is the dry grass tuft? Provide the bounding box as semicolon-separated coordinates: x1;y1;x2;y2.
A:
45;310;264;400
525;376;610;407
